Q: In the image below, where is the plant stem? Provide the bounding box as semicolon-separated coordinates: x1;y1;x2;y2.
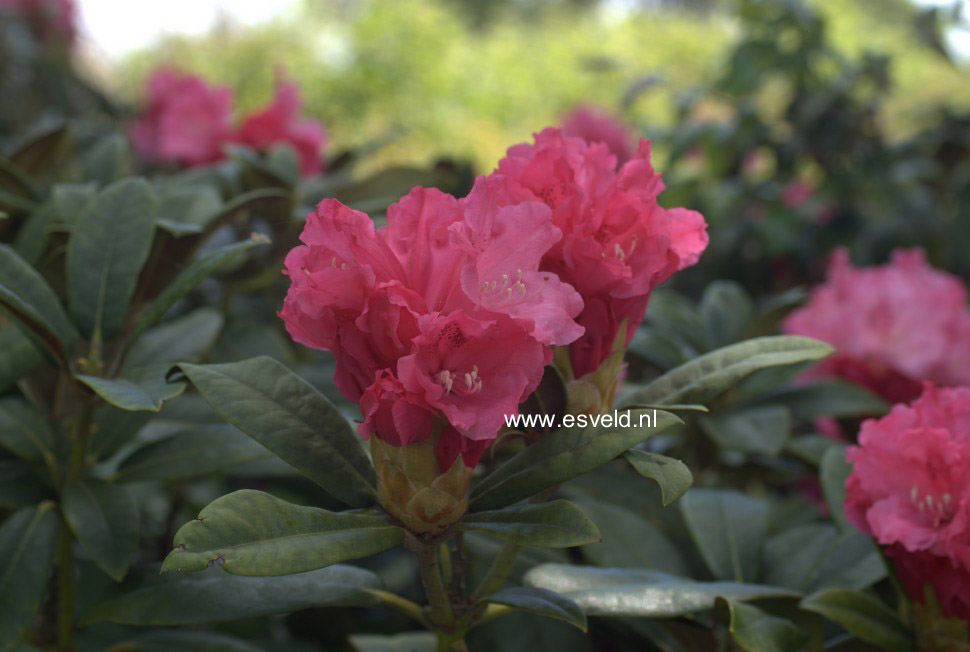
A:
54;516;74;652
410;536;454;628
366;589;430;628
470;543;521;603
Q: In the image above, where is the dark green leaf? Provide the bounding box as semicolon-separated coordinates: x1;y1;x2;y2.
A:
348;632;437;652
800;588;914;652
162;490;402;575
115;424;271;483
51;182;97;228
76;362;186;412
0;323;41;394
523;564;800;618
471;409;681;510
753;381;888;420
680;488;768;582
698;406;791;455
82;564;381;625
128;237;268;350
458;500;600;548
623;449;693;506
66;178;156;340
517;365;567;436
820;445;852;531
177;357;376;507
488;586;587;631
0;503;58;651
12;202;57;265
83;133;129;186
0;243;77;360
154;186;222;236
125;308;223;368
63;479;139;581
621;336;833;407
716;597;808;652
785;434;836;466
700;281;755;349
764;523;884;592
88;406;153;461
0;461;50;509
104;630;264;652
0;397;55;467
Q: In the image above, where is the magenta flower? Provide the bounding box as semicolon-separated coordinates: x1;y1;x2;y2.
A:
562;104;634;165
846;384;970;617
495;128;708;377
280;181;583;470
235;80;327;175
783;248;970;403
129;68;234;167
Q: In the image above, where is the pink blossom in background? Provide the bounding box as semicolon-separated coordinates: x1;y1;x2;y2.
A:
280;180;583;471
129;68;234;167
781;180;813;207
782;248;970;403
0;0;75;45
495;128;708;377
845;384;970;618
562;104;634;165
235;79;327;175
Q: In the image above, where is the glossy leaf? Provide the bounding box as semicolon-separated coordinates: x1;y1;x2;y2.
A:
83;565;382;625
458;500;601;548
622;449;693;506
66;177;156;339
0;461;49;509
0;397;55;466
717;597;808;652
0;243;77;359
764;523;884;592
125;308;223;368
488;586;587;631
162;490;402;575
800;588;914;652
0;503;58;652
699;405;791;455
114;424;271;483
621;336;833;407
88;406;154;461
177;357;376;507
154;186;222;236
753;380;888;420
523;564;800;618
700;280;754;349
0;324;41;394
820;445;852;531
63;479;139;581
471;409;681;510
680;488;768;582
76;362;186;412
103;630;264;652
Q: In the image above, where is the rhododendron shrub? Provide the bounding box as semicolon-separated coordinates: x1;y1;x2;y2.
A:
783;248;970;403
493;128;708;407
845;383;970;619
130;69;326;173
280;177;583;530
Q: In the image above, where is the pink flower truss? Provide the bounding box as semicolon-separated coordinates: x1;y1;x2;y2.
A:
846;383;970;618
495;128;708;377
280;178;584;470
783;248;970;403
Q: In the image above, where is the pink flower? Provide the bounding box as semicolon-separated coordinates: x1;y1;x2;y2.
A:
129;68;234;167
846;384;970;578
885;546;970;620
495;128;708;377
783;249;970;403
562;104;634;165
781;180;813;207
235;80;327;176
280;180;583;470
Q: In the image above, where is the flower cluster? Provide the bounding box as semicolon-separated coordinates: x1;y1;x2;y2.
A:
783;248;970;403
845;383;970;619
495;128;708;378
129;68;326;174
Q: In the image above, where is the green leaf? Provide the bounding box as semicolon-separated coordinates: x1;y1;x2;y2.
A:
83;133;129;186
51;182;97;228
698;405;791;455
764;524;884;592
752;380;888;420
517;365;568;436
471;409;681;510
622;449;693;506
621;336;833;407
9;123;70;179
114;424;271;483
785;434;836;466
679;488;768;582
800;588;914;652
0;461;50;509
0;243;77;360
700;281;755;349
104;630;264;652
177;357;376;507
0;397;55;467
154;186;222;236
523;564;800;618
820;445;852;531
82;564;381;625
125;307;223;368
570;497;688;574
0;503;58;652
348;632;437;652
162;490;402;575
63;479;139;582
88;406;153;461
0;323;42;393
127;237;268;351
458;500;601;548
76;362;186;412
716;597;808;652
488;586;587;632
66;177;156;340
12;202;57;265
